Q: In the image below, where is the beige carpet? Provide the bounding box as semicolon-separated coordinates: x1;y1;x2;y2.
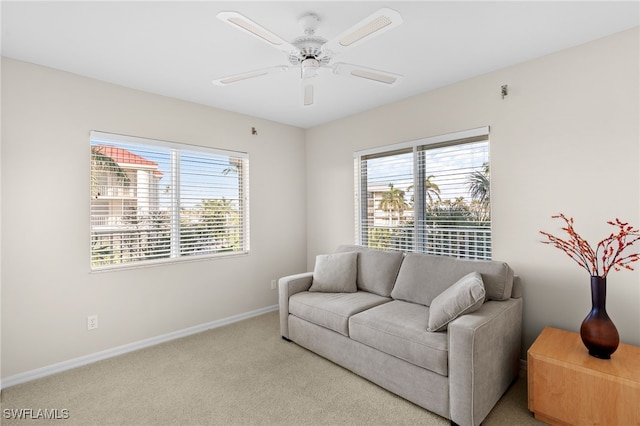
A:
0;311;544;425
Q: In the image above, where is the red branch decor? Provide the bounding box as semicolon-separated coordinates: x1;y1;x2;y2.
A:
540;214;640;278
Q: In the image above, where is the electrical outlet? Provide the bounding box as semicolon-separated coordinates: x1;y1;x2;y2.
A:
87;315;98;331
270;279;277;290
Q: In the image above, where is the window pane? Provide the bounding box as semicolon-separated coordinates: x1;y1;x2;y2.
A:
358;149;414;252
90;133;248;270
179;150;245;256
355;130;491;260
418;140;491;259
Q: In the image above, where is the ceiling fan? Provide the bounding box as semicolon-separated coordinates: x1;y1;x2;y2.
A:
212;8;403;107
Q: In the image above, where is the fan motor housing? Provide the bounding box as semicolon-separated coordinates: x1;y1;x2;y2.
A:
289;13;331;66
289;35;330;65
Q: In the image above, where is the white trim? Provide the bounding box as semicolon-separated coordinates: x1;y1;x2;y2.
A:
90;130;249;158
89;131;250;271
354;126;489;158
89;249;251;273
0;305;278;389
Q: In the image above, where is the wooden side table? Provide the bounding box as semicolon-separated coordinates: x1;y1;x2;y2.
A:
527;327;640;426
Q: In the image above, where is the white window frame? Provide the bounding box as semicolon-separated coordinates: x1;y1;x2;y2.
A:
90;131;249;271
354;126;491;259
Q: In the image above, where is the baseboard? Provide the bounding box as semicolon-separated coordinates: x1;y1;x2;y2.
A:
1;304;278;389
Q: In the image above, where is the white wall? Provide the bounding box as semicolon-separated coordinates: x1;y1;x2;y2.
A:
305;28;640;352
2;27;639;380
1;58;307;378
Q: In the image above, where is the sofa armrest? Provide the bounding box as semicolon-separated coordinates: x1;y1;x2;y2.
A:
278;272;313;339
511;275;522;299
448;297;523;426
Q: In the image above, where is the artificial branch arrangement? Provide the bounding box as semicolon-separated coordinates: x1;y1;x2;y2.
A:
540;214;640;278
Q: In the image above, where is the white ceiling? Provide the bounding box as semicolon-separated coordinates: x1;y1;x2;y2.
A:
2;1;638;129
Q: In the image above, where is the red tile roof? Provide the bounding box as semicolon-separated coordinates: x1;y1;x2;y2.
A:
94;145;163;178
94;145;158;167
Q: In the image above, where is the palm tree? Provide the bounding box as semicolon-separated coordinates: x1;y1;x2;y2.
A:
408;175;441;206
467;162;490;221
90;146;129;197
378;183;409;226
222;158;243;176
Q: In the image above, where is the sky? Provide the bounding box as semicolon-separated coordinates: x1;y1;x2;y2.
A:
364;140;488;203
91;140;242;210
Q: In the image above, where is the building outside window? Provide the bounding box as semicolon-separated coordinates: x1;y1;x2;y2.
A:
90;131;249;270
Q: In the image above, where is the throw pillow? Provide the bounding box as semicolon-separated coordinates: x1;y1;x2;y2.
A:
427;271;485;332
309;251;358;293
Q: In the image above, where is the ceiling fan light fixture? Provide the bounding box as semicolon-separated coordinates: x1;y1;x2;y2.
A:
339;15;392;47
301;58;320;79
214;8;403;105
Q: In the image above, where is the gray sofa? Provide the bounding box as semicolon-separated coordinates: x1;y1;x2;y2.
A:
278;245;522;426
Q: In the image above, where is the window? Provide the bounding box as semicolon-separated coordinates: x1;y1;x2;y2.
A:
90;131;249;270
355;127;491;259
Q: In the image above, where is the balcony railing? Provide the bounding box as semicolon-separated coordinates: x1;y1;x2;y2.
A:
95;185;135;198
364;225;492;260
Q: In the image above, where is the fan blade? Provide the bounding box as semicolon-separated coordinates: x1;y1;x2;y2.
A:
303;83;314;106
323;8;402;54
217;11;298;54
212;66;289;86
332;63;401;85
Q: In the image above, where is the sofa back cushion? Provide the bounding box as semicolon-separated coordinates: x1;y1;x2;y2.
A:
390;253;514;305
335;245;404;297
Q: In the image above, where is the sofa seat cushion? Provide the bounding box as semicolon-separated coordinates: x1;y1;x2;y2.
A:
349;301;449;376
289;291;391;336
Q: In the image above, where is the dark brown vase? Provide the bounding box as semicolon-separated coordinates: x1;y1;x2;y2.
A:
579;276;619;359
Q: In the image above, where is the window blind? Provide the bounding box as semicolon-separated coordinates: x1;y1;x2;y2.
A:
355;148;414;252
355;127;491;259
90;131;249;270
